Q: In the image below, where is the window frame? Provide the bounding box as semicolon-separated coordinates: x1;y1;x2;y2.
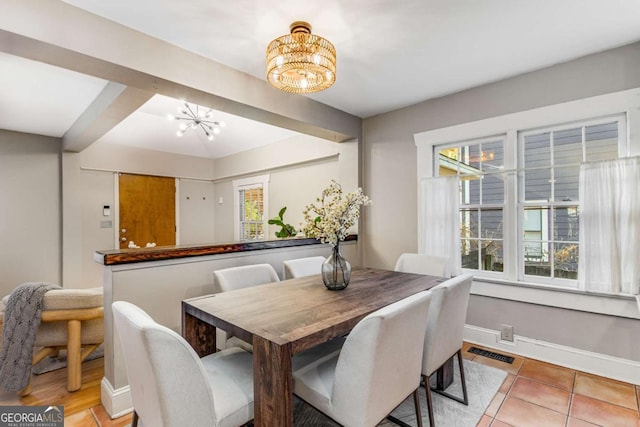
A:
232;174;270;241
516;116;625;287
414;88;640;302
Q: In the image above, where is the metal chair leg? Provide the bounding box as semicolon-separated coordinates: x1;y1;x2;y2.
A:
423;374;435;427
430;349;469;406
413;388;423;427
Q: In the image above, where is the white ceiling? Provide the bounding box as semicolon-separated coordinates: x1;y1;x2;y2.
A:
3;0;640;158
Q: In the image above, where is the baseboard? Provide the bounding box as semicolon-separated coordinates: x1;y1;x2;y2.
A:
464;325;640;385
100;377;133;419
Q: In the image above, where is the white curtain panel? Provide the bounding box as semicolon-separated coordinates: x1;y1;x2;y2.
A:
420;176;461;276
578;157;640;295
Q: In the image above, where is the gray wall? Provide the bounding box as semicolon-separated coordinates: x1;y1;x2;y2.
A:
0;130;61;297
362;42;640;360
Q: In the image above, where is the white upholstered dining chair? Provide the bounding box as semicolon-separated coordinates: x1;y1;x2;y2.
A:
112;301;254;427
292;290;433;427
421;274;473;426
283;256;326;279
213;264;280;350
394;253;450;278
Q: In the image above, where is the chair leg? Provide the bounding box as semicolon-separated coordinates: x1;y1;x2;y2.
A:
413;388;423;427
456;349;469;406
67;319;82;392
429;349;469;406
131;410;139;427
423;374;435;427
385;388;425;427
17;347;60;396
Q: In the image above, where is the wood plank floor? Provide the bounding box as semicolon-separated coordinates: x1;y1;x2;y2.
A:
0;344;638;426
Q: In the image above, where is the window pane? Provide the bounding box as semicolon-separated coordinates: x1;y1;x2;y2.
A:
554;243;579;279
524;168;551;201
553;127;582;165
553;207;579;241
479;140;504;172
481;240;503;272
467;144;481;170
481;209;503;239
481;174;504;203
460;176;480;205
460;239;479;269
554;166;579;202
460;209;478;239
523;208;549;261
524;132;550;168
524;241;551;277
585;122;618;162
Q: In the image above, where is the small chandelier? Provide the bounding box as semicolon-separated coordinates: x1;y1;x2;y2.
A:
266;21;336;94
167;103;225;141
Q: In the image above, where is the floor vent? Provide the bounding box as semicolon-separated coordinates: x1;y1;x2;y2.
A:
468;346;514;364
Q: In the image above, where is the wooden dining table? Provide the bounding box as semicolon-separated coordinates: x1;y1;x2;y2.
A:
182;267;447;427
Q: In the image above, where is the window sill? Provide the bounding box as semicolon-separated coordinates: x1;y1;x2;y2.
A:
471;276;639;320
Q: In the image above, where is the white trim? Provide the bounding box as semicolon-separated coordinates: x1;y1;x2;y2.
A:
415;87;640;303
232;174;270;241
100;377;133;419
415;88;640;156
471;279;639;319
113;172;120;249
175;178;180;245
464;325;640;385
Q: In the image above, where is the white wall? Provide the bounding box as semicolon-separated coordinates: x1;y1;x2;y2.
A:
61;136;359;287
179;179;215;244
213;135;359;243
0;131;61;297
61;143;218;288
362;42;640;365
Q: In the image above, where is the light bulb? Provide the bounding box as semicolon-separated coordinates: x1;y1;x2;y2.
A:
219;121;226;128
167;114;175;121
213;127;221;135
207;134;214;141
190;122;197;129
179;123;187;131
198;109;206;118
176;130;184;137
300;78;308;89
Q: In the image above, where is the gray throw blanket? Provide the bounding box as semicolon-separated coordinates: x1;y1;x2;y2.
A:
0;282;60;391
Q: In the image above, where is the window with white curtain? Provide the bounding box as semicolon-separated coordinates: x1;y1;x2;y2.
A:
434;115;626;289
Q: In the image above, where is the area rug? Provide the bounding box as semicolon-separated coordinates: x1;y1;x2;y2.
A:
32;346;104;375
293;359;506;426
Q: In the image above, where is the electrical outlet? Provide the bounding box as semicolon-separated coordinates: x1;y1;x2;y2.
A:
500;324;514;342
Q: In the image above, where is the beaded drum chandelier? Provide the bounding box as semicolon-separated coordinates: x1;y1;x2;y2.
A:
266;21;336;94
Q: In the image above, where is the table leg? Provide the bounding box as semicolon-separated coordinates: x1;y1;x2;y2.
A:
253;336;293;427
435;355;454;390
182;311;216;357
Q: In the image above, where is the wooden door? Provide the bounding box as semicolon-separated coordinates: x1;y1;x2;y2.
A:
119;173;176;249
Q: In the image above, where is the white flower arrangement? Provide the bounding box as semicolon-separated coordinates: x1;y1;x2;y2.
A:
302;180;371;246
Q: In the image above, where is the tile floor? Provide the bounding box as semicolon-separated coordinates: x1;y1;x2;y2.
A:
65;343;640;426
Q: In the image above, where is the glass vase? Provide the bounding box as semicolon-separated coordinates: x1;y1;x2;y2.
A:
322;243;351;290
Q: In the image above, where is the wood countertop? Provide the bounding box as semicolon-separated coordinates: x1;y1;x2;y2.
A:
94;234;357;266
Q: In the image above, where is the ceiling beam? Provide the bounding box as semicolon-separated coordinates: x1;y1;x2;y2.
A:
0;0;362;143
62;83;153;152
